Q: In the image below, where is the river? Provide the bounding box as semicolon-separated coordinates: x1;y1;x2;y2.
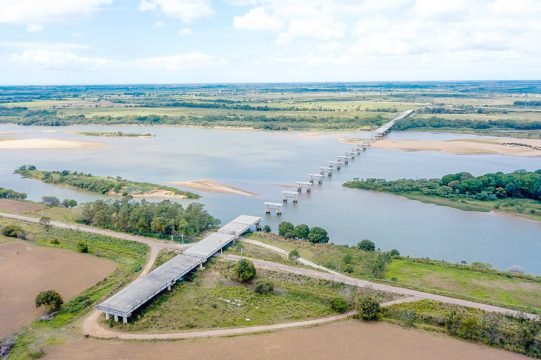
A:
0;124;540;273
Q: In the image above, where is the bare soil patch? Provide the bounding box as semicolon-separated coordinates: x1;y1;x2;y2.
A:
0;241;116;338
170;179;256;197
0;138;103;150
44;320;524;360
0;199;45;214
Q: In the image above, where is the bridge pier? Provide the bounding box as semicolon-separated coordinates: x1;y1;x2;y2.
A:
308;174;323;184
265;202;283;216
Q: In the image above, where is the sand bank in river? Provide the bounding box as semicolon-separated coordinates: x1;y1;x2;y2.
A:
342;137;541;157
170;179;256;197
0;138;103;150
129;189;188;199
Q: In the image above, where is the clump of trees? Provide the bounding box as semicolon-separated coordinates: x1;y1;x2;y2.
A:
358;240;375;252
0;187;27;199
234;259;256;282
35;290;63;313
79;199;219;239
345;170;541;202
278;221;329;243
394;116;541;131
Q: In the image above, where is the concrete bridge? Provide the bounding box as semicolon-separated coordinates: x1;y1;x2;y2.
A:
373;109;414;138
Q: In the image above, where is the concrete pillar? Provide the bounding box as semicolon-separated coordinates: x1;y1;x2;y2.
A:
114;315;118;322
200;263;203;269
220;248;223;255
168;285;171;291
105;313;110;320
123;316;128;324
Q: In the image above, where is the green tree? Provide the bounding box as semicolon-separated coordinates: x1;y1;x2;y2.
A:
35;290;63;313
307;226;329;243
367;253;389;278
263;224;271;233
42;196;60;207
278;221;295;238
358;239;375;252
330;297;349;313
234;259;256;282
288;249;300;262
293;224;310;239
356;296;380;321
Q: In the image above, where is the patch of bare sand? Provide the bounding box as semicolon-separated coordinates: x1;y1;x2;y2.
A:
108;189;188;199
170;179;256;197
0;199;45;214
44;320;525;360
0;138;104;150
368;138;541;157
0;241;116;338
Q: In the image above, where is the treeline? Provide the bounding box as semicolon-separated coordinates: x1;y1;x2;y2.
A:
79;199;219;238
383;300;541;358
15;166;198;199
278;221;329;243
394;116;541;131
344;170;541;202
0;187;27;199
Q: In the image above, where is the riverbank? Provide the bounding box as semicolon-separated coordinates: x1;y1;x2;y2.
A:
170;179;256;197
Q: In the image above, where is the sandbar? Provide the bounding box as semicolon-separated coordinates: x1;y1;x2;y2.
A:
342;137;541;157
0;138;103;150
170;179;256;197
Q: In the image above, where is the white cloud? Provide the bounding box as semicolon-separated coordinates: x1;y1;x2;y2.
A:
153;20;165;28
138;0;212;24
233;7;282;31
0;0;112;28
10;50;112;70
26;24;43;32
178;27;192;36
132;52;227;70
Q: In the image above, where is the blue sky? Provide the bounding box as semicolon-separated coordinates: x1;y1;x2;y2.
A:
1;0;540;85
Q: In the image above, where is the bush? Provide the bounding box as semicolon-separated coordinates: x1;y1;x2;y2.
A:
293;224;310;239
356;296;380;321
77;241;89;253
343;264;354;273
358;239;375;252
254;280;274;294
288;249;300;262
2;224;26;239
50;239;60;245
42;196;60;207
263;224;271;233
307;226;329;244
234;259;256;282
35;290;63;313
331;297;349;313
388;249;400;257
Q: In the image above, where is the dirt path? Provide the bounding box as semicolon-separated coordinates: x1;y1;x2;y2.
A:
45;320;527;360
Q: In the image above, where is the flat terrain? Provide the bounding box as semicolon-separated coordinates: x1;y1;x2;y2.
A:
0;241;116;338
44;320;526;360
0;199;45;214
0;138;103;149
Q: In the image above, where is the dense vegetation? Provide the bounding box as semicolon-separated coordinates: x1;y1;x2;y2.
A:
383;300;541;358
79;199;219;239
15;165;198;199
344;170;541;202
395;116;541;131
277;221;330;243
0;187;27;199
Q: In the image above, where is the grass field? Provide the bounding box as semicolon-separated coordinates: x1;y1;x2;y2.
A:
247;233;541;314
109;260;386;332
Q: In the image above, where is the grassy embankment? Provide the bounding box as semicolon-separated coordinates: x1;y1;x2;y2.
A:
0;218;148;359
109;260;392;332
383;300;541;358
15;167;199;199
244;233;541;314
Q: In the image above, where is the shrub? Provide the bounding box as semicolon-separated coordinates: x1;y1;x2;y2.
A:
263;225;271;233
288;249;300;262
343;264;354;273
254;280;274;294
331;297;349;313
234;259;256;282
293;224;310;239
388;249;400;257
2;224;26;239
356;296;380;321
77;241;89;253
42;196;60;207
358;239;375;252
35;290;63;313
50;239;60;245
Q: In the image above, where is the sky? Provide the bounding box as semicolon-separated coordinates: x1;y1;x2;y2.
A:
0;0;540;85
